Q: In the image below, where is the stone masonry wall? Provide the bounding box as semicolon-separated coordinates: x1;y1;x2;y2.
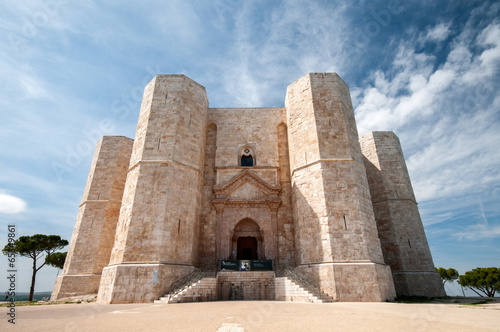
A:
198;123;218;270
277;123;295;266
217;271;275;301
97;75;208;303
360;131;445;297
208;108;285;168
285;73;395;301
52;136;133;299
199;108;295;268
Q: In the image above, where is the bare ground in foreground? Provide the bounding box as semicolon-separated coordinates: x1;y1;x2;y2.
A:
1;298;499;332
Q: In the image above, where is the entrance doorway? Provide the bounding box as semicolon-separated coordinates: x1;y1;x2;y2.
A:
237;237;258;260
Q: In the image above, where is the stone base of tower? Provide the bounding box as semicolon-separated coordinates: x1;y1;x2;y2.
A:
392;271;446;298
296;262;396;302
51;274;102;300
96;264;197;304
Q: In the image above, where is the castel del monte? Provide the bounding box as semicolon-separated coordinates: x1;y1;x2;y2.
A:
52;72;445;304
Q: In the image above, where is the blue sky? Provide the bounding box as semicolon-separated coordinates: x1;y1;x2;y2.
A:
0;1;499;296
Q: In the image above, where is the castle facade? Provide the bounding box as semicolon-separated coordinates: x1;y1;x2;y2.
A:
52;73;444;303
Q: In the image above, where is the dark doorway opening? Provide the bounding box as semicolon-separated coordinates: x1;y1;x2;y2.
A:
237;237;258;260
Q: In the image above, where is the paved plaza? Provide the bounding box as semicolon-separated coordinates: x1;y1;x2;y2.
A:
2;300;500;331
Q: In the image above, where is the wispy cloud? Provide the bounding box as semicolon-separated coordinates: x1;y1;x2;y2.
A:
424;22;452;42
205;1;350;106
453;202;500;241
18;70;51;100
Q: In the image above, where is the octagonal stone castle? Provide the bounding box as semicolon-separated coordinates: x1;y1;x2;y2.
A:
52;73;445;303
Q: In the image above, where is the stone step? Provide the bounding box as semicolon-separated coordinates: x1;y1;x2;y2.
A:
155;273;332;304
274;277;324;303
155;277;218;304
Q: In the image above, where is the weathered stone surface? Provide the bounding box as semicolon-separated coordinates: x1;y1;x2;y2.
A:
52;136;133;300
97;264;197;303
54;73;442;304
96;75;208;303
217;271;275;301
285;73;396;301
360;131;445;297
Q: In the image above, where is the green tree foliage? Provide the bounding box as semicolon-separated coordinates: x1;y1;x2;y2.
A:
459;267;500;297
45;251;67;270
435;267;459;285
2;234;68;301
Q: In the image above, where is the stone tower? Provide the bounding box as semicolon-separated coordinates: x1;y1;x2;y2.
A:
360;132;445;297
52;136;133;298
53;72;444;303
285;73;395;301
96;75;208;303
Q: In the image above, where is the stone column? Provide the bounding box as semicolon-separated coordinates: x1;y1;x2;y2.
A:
268;200;281;270
213;200;227;267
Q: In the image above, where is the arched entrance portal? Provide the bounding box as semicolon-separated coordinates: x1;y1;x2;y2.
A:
231;218;263;260
237;237;257;259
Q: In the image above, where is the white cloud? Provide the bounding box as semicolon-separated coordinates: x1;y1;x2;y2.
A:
0;192;27;214
353;21;500;206
425;22;451;42
408;105;500;201
477;23;500;75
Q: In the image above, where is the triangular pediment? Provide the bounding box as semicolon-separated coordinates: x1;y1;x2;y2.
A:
213;170;281;198
228;182;264;200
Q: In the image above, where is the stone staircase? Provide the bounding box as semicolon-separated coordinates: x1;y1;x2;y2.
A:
279;266;335;303
275;277;326;303
155;271;334;304
155;277;217;303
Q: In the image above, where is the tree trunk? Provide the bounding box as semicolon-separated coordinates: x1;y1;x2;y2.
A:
468;287;484;297
29;256;37;301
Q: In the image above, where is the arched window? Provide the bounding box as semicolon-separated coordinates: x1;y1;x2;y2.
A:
239;146;255;167
241;154;253;167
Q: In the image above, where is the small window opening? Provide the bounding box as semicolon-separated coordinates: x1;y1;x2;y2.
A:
241;155;253;167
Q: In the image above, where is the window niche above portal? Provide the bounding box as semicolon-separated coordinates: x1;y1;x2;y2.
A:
239;146;255;167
